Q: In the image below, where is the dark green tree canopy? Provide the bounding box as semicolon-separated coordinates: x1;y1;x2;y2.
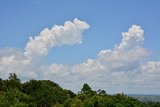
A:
2;73;21;91
81;83;92;93
0;73;160;107
97;89;106;95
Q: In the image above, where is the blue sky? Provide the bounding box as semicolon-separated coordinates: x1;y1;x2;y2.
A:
1;0;160;64
0;0;160;94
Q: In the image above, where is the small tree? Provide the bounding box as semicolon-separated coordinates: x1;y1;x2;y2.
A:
81;84;91;93
3;73;21;91
97;89;106;95
81;83;96;97
9;73;20;82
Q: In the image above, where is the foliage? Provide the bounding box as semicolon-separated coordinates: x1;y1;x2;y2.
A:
0;73;160;107
0;78;3;91
1;73;21;92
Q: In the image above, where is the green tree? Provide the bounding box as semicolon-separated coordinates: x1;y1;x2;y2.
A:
12;102;28;107
71;99;83;107
22;79;74;106
8;73;20;82
81;84;92;93
0;78;3;91
64;98;73;107
0;88;33;106
97;89;106;95
2;73;159;107
3;73;21;91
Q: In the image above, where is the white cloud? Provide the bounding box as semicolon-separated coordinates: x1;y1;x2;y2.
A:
0;48;35;79
0;19;160;94
24;18;89;58
0;18;89;81
117;25;144;50
44;25;158;94
141;61;160;73
135;61;160;84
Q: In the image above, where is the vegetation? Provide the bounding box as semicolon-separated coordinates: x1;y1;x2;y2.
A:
0;73;160;107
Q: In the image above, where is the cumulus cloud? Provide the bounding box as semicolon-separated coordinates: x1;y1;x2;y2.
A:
24;18;89;57
0;19;160;94
0;18;89;80
136;61;160;84
117;25;144;50
0;48;35;79
37;25;159;94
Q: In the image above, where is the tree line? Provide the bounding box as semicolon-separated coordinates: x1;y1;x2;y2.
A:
0;73;160;107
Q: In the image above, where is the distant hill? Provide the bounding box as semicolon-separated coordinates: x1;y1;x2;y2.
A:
128;94;160;102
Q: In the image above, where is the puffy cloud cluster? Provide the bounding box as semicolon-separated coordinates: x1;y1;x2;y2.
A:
136;61;160;85
40;25;159;94
117;25;144;50
0;48;36;79
0;18;89;79
0;19;160;94
24;18;89;57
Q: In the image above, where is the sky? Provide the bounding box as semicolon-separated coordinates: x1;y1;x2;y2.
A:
0;0;160;94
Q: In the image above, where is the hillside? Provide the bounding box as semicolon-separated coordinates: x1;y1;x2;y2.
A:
0;73;160;107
